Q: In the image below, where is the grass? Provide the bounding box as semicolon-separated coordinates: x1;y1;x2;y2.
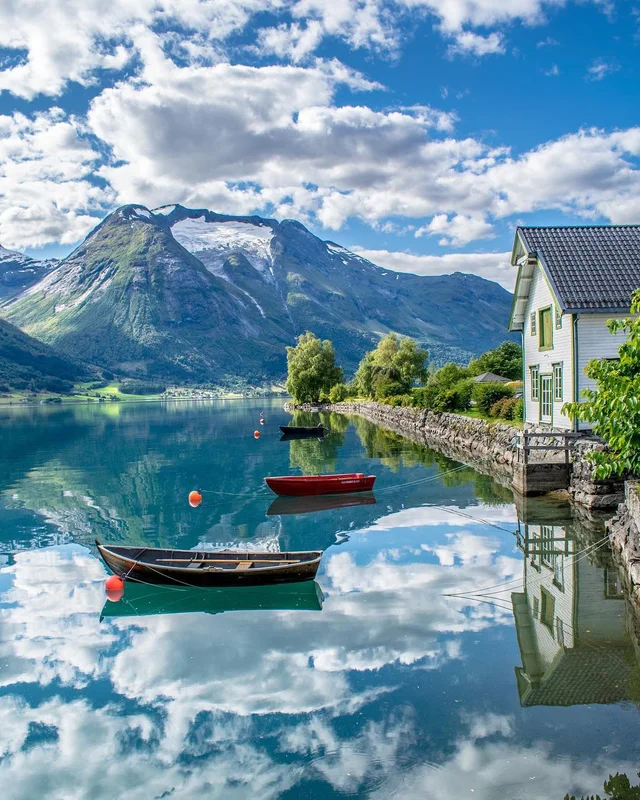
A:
460;409;523;427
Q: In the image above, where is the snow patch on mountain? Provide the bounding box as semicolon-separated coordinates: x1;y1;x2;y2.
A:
0;244;31;263
171;217;275;279
153;205;176;216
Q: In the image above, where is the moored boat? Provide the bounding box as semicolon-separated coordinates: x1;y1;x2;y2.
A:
279;424;327;438
264;473;376;497
96;540;322;587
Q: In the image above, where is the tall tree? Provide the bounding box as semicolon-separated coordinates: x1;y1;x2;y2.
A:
355;333;428;398
468;341;522;380
564;290;640;479
285;332;343;404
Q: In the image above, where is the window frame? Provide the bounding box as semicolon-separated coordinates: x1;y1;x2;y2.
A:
538;306;553;351
540;587;555;634
553;362;563;402
530;365;539;401
555;305;563;330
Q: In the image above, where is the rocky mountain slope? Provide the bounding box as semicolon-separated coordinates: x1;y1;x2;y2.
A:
1;205;514;383
0;245;58;300
0;317;92;393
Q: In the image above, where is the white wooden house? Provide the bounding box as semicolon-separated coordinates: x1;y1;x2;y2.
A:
509;226;640;430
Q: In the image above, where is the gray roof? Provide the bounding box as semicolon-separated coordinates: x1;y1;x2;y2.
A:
517;226;640;312
472;372;510;383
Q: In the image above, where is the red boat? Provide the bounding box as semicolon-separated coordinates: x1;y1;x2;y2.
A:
265;473;376;497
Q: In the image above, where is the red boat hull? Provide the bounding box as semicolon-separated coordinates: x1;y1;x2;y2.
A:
265;473;376;497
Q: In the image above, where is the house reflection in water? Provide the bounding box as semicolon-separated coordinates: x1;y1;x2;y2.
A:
511;497;632;707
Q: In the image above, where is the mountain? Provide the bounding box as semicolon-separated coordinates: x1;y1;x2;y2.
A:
0;317;92;393
0;245;58;300
0;204;514;383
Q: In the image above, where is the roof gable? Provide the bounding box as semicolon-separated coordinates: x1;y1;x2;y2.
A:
517;226;640;314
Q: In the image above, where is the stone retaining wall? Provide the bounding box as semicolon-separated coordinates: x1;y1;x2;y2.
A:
607;482;640;604
287;400;624;508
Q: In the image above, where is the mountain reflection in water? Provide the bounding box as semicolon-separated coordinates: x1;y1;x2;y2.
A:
0;400;640;799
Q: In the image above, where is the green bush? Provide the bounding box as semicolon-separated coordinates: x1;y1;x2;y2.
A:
410;378;473;412
382;394;414;407
472;382;514;415
329;382;348;403
488;396;521;420
512;398;523;421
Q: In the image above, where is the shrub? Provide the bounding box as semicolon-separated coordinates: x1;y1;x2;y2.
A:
329;382;348;403
488;397;522;420
472;382;514;415
512;399;523;421
383;394;413;407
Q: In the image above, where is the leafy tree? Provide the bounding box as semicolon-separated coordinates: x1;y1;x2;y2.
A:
286;332;343;404
329;382;348;403
563;290;640;479
354;333;428;399
468;341;522;381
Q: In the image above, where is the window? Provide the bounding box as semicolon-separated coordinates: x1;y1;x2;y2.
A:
556;617;565;647
540;587;555;633
530;312;537;335
553;554;564;591
604;568;624;599
540;375;553;422
530;365;539;401
553;363;563;402
555;306;563;329
539;307;553;350
532;596;540;619
541;525;554;568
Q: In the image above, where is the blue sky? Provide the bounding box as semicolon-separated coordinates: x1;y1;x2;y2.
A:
0;0;638;287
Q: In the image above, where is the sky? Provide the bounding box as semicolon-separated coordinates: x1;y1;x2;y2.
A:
0;0;638;290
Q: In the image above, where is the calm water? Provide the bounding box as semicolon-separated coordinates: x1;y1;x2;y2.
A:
1;398;640;799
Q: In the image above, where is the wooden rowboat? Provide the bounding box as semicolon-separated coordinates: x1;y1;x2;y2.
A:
96;540;322;587
279;424;327;438
100;580;324;619
264;473;376;497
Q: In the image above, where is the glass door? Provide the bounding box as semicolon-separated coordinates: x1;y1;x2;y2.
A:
540;375;552;424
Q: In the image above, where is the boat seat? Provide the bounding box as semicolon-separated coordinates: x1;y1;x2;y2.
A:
235;561;254;570
186;562;202;569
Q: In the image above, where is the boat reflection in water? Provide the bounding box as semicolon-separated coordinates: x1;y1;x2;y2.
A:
101;579;324;620
267;492;377;516
512;497;632;708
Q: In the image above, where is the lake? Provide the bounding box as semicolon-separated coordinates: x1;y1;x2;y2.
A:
1;398;639;799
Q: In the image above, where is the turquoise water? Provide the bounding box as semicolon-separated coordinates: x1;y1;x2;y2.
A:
1;398;639;799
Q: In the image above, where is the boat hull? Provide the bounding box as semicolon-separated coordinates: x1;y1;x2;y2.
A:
265;473;376;497
279;425;326;438
96;542;322;587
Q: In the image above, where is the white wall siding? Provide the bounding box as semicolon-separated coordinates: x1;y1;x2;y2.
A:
523;265;573;429
575;314;628;430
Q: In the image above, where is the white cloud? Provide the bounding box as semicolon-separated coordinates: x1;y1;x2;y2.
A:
447;31;506;57
416;212;496;245
544;63;560;76
586;58;620;81
351;247;515;288
0;110;108;249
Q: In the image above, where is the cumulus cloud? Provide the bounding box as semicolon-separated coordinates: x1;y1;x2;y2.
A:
416;212;496;245
447;31;506;57
351;247;515;288
586;58;620;81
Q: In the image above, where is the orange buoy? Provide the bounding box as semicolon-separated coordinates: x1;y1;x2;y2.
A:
105;575;124;591
188;490;203;508
254;430;261;439
106;587;124;602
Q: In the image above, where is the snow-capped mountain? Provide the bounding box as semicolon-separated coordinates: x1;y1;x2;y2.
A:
1;204;514;383
0;245;58;300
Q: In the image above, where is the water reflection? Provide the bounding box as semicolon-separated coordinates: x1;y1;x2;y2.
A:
1;403;640;798
101;580;324;619
512;499;633;708
266;493;377;516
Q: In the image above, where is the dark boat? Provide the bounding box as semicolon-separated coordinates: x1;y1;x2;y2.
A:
267;492;377;516
96;540;322;587
265;473;376;497
279;424;327;438
100;580;324;619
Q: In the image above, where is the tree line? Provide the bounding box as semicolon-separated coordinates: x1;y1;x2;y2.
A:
285;331;523;421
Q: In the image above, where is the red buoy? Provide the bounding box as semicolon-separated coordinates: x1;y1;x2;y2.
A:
254;430;261;439
106;587;124;602
188;490;203;508
105;574;124;602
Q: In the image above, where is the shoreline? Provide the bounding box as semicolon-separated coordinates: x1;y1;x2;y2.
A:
1;392;289;409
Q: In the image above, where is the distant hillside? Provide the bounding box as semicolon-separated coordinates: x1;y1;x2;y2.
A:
0;318;91;393
0;245;58;300
1;205;514;383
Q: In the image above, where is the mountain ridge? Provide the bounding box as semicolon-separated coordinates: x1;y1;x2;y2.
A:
1;204;514;384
